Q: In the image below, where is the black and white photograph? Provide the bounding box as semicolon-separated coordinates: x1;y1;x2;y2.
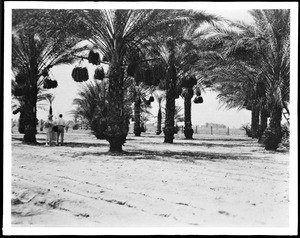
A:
3;1;298;236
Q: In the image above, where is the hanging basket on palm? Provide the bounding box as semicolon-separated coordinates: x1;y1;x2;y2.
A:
194;96;203;104
94;66;105;80
43;77;58;89
88;50;100;65
72;67;89;82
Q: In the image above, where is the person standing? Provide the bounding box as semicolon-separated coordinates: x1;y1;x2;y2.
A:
44;115;54;146
56;114;66;146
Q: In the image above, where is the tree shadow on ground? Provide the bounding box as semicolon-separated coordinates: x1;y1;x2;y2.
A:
136;141;254;148
180;142;254;148
58;142;108;148
12;136;107;148
178;137;253;142
69;148;256;162
122;149;256;161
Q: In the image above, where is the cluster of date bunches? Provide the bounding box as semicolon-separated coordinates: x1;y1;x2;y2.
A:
144;96;155;106
194;95;203;104
88;50;101;65
134;96;154;108
41;66;58;89
181;76;197;88
94;67;105;80
43;77;58;89
194;87;203;104
71;67;89;82
180;76;203;104
127;62;166;87
71;50;104;82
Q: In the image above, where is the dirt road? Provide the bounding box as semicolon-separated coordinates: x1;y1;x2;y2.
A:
10;131;289;228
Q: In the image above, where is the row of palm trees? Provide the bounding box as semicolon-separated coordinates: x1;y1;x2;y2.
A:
204;9;290;150
12;9;290;151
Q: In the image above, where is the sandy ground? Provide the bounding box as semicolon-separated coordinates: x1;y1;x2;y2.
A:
10;130;290;228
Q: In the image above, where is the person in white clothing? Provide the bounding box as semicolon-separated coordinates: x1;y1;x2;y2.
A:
56;114;66;146
44;114;54;146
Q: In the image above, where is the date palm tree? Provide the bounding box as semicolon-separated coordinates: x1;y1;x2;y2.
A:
250;10;290;150
12;9;87;143
72;9;218;151
207;61;262;139
161;104;184;133
211;9;290;150
72;77;134;139
148;25;220;142
12;79;55;134
153;90;166;135
163;27;222;140
132;84;154;136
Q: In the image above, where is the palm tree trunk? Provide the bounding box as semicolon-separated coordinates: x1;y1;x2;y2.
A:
23;93;38;143
18;111;25;134
105;60;128;152
164;90;175;143
264;104;283;150
183;92;193;139
156;107;162;135
258;107;268;143
251;104;259;139
23;62;38;143
134;98;141;136
22;35;39;143
163;63;177;143
49;104;53;115
163;43;176;143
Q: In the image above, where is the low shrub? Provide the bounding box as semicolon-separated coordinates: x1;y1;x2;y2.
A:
281;124;290;148
241;124;252;137
262;127;282;150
